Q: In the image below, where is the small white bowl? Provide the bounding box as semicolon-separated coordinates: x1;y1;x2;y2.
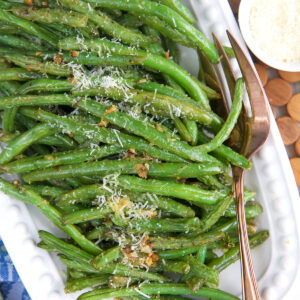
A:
238;0;300;72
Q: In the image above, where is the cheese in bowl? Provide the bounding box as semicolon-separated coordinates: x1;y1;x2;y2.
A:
239;0;300;71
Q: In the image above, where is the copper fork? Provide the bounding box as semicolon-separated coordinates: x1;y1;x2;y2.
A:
212;32;271;299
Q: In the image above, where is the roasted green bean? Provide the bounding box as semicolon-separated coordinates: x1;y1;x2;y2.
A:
0;2;268;299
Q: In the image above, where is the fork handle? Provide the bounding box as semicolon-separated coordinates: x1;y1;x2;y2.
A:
233;166;261;300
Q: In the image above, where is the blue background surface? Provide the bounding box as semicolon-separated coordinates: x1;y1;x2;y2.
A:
0;239;30;300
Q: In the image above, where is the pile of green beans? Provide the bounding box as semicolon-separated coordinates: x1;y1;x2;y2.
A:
0;1;268;299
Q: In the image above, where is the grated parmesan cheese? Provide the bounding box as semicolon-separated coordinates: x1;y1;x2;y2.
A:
249;0;300;63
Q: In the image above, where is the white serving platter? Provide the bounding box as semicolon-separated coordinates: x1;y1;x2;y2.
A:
1;1;300;299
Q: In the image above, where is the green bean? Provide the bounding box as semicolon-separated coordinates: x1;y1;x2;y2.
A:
208;231;269;271
198;130;251;169
37;49;212;109
134;81;201;108
0;80;20;95
0;34;42;51
158;246;203;260
62;258;169;282
163;37;179;63
38;230;94;263
5;53;72;77
0;9;57;47
199;194;233;233
108;276;139;289
86;226;106;241
223;46;235;59
131;190;194;218
0;131;21;144
22;0;59;7
0;0;19;9
0;178;101;254
16;113;78;149
0;23;22;34
197;78;244;153
118;13;143;28
140;24;165;56
43;22;88;39
12;7;88;28
128;218;201;233
62;206;112;225
20;32;48;49
159;295;188;300
181;256;219;287
197;175;225;190
91;246;121;269
82;0;219;63
224;202;263;219
0;81;20;133
196;245;207;264
0;123;54;164
155;0;195;23
78;283;239;300
65;275;109;293
68;270;88;279
64;177;83;189
58;0;156;49
141;32;187;94
96;264;169;282
2;107;18;133
1;145;122;173
56;184;111;205
0;85;8;95
22;160;222;182
63;40;211;107
150;229;225;250
17;75;133;95
60;255;100;273
117;175;228;206
19;106;190;163
68;91;221;152
136;72;220;101
57;186;195;218
0;94;70;109
163;75;186;94
173;118;192;143
0;68;47;81
18;79;74;94
42;134;78;149
73;87;219;130
80;21;100;38
0;46;20;54
102;7;122;18
212;218;238;234
42;20;74;38
183;119;198;145
24;184;66;198
136;14;193;48
58;203;87;215
0;58;10;69
160;260;190;274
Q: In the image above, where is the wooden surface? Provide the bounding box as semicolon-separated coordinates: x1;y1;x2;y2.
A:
287;94;300;122
278;71;300;83
264;78;292;107
276;117;300;145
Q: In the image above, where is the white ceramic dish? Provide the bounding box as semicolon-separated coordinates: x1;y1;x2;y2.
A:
238;0;300;72
1;1;300;299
